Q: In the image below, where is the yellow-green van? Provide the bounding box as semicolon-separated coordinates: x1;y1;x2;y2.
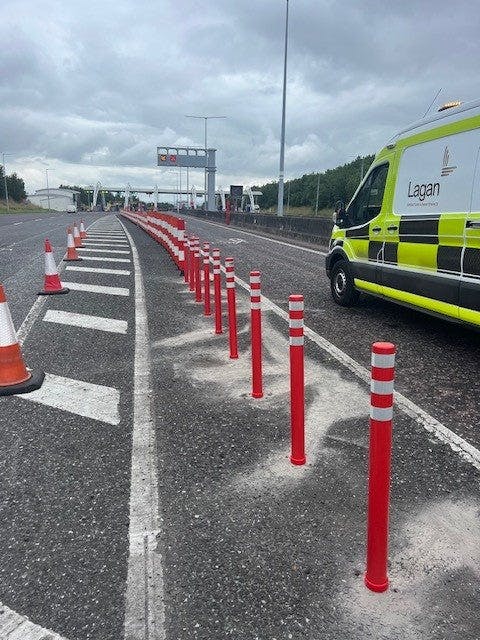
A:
325;99;480;327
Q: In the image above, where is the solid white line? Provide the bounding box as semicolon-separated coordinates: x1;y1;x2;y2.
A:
66;266;131;276
17;373;120;425
83;241;129;246
118;218;166;639
80;256;131;263
62;281;130;296
220;263;480;471
183;214;327;256
78;248;130;254
86;235;127;239
43;309;128;334
13;222;22;225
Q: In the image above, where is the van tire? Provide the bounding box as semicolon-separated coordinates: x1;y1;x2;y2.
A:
330;260;360;306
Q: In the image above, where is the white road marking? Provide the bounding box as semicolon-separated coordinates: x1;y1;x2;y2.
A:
43;309;128;334
13;222;22;225
80;256;131;263
78;248;130;254
0;601;69;639
217;261;480;471
83;240;129;246
184;214;328;256
62;281;130;296
17;373;120;425
118;218;166;639
66;266;131;276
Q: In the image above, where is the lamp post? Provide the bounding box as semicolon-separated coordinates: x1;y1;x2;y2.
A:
314;172;321;216
2;153;11;213
185;114;226;209
45;169;51;213
277;0;289;217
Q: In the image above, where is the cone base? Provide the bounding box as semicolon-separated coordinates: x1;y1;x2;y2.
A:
38;287;70;296
0;369;45;396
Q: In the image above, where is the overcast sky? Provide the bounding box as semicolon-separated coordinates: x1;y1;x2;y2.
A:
1;0;478;197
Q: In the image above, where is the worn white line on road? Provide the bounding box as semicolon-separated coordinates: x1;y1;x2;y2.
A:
118;218;166;640
78;248;130;254
13;222;22;225
184;214;328;256
84;240;129;245
16;373;120;425
62;281;130;296
86;235;126;240
0;601;69;639
219;262;480;471
66;266;131;276
80;256;131;263
43;309;128;334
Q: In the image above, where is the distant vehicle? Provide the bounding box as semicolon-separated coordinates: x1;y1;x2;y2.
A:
325;99;480;327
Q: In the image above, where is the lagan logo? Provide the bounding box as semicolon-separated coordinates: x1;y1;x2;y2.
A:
441;146;457;177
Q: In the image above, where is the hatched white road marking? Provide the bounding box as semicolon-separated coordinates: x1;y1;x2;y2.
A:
86;235;126;239
62;281;130;296
78;247;130;254
80;256;131;263
17;373;120;425
43;309;128;334
66;266;131;276
118;219;166;639
78;248;130;254
83;240;128;245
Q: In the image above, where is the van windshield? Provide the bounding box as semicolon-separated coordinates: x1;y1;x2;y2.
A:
344;163;389;227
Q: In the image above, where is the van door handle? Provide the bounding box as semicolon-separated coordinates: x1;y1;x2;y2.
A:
466;220;480;228
387;225;398;232
372;227;381;234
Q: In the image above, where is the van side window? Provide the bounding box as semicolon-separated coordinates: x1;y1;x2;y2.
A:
347;163;389;227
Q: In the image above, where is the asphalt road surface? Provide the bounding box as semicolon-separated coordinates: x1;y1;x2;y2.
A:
0;210;478;640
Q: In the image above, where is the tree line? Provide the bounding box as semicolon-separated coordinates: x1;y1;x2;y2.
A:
253;154;375;214
0;166;27;201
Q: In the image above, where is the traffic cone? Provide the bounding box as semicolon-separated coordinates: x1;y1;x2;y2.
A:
38;239;69;295
0;285;45;396
73;222;84;248
80;220;87;239
65;227;82;261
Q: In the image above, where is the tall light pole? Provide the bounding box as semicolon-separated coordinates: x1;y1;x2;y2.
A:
2;153;11;213
314;172;321;216
277;0;289;217
45;168;51;213
185;114;226;209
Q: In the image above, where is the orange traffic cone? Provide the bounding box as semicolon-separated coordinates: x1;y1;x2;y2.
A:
80;220;87;239
73;222;84;248
0;285;45;396
65;227;82;261
38;239;69;295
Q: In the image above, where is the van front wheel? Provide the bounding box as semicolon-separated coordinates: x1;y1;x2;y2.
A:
330;260;359;306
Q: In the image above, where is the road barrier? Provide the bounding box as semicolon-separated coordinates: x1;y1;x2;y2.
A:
365;342;395;593
194;244;202;302
250;271;263;399
289;295;306;465
73;222;84;248
0;285;45;396
65;227;82;261
225;258;239;359
38;239;69;296
212;249;223;335
202;243;212;316
184;236;190;284
189;237;197;292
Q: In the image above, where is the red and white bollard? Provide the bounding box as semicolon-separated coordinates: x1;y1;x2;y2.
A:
203;242;211;316
188;237;197;292
289;294;306;465
194;242;202;302
212;249;223;334
365;342;395;593
184;236;190;284
250;271;263;398
225;257;238;359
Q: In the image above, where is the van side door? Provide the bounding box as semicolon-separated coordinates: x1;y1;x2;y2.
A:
459;146;480;325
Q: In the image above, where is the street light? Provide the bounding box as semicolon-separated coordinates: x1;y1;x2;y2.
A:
277;0;289;217
45;169;51;213
185;114;226;209
1;153;12;213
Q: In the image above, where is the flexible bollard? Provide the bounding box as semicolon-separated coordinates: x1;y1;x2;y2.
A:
289;295;306;465
212;249;223;334
189;237;197;292
203;242;212;316
225;257;238;359
250;271;263;398
194;243;202;302
184;236;190;284
365;342;396;593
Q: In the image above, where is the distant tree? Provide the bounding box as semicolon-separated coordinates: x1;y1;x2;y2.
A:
0;167;27;201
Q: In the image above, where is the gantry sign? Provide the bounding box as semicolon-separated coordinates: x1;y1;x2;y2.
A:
157;146;217;210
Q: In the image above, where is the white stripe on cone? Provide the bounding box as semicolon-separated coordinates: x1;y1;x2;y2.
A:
0;301;18;347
